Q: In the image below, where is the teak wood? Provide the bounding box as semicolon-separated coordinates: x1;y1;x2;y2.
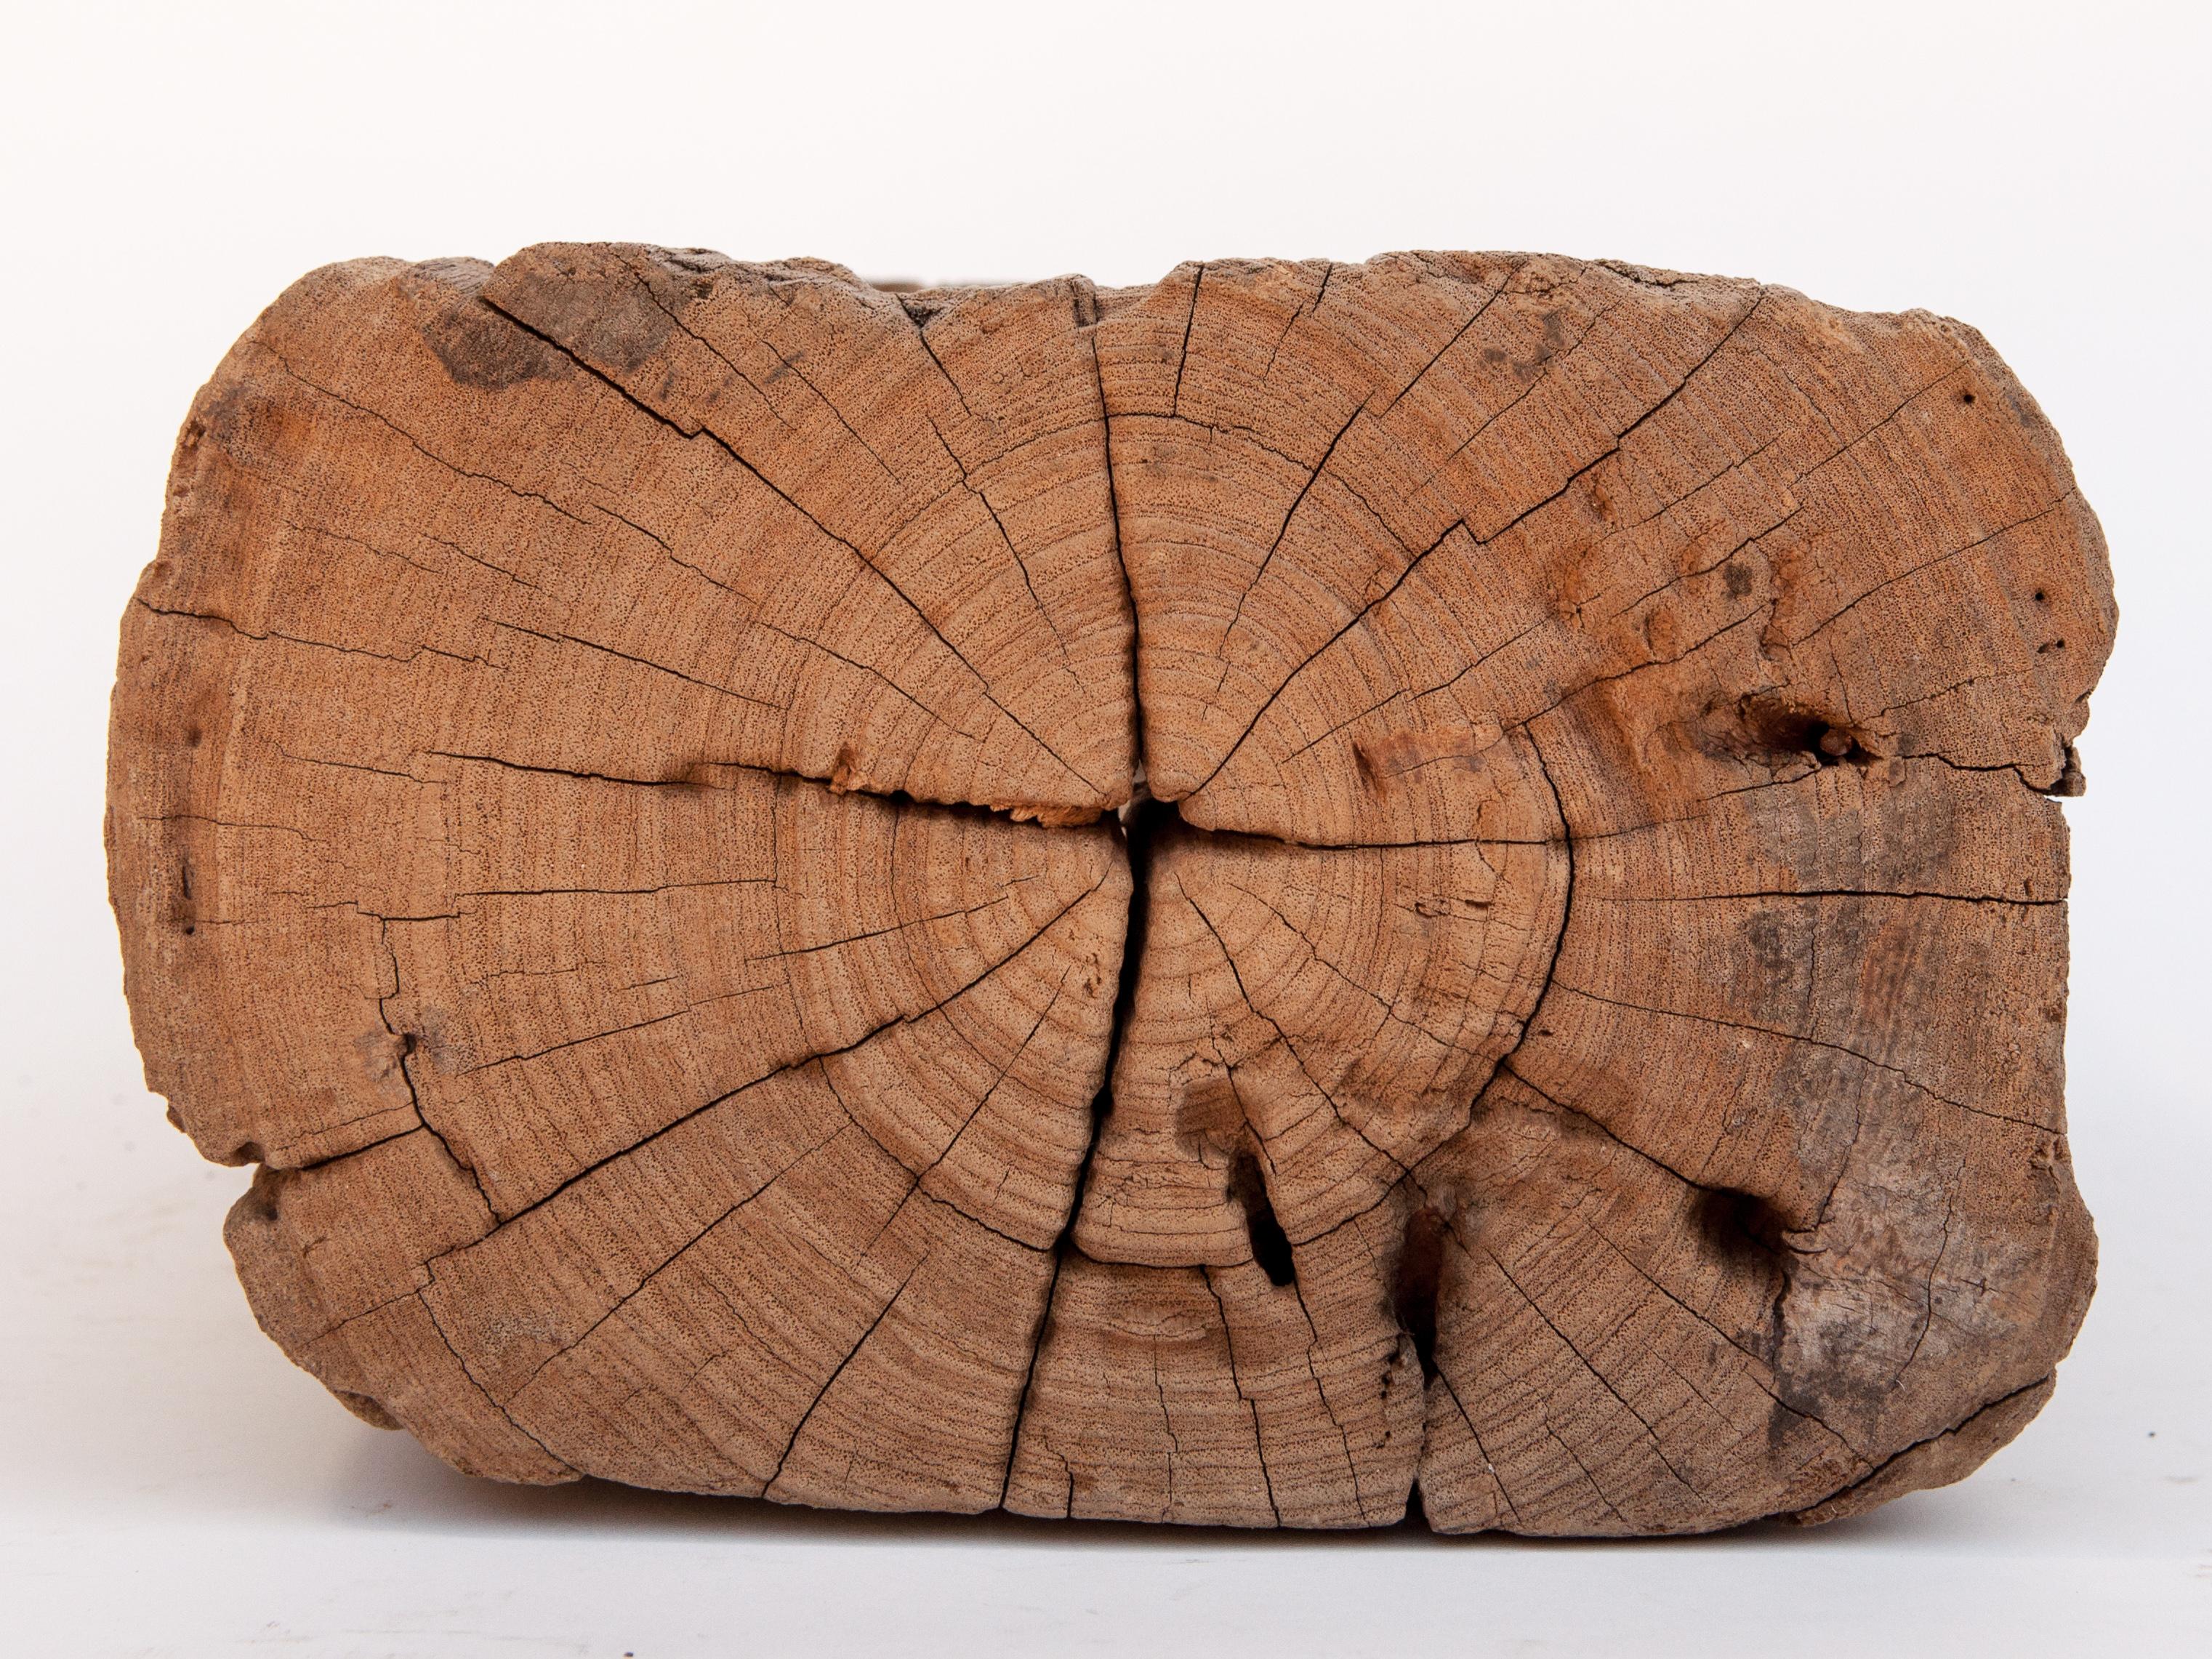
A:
108;246;2114;1533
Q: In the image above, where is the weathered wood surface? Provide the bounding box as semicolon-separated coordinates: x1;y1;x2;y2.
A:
108;246;2113;1533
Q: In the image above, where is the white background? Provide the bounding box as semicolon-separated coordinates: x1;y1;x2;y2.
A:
4;2;2206;1653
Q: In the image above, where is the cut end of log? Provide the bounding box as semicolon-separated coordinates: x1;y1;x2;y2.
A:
108;244;2112;1534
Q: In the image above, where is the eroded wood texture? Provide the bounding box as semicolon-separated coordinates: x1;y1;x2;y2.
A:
110;246;2113;1534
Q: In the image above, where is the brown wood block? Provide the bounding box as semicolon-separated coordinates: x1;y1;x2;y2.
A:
110;246;2112;1532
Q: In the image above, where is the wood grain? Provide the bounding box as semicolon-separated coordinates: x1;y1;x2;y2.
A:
109;246;2113;1533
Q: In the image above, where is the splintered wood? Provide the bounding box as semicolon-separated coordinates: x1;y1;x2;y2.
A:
109;246;2113;1534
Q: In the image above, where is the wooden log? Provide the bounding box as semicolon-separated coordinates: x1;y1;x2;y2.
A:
108;246;2113;1533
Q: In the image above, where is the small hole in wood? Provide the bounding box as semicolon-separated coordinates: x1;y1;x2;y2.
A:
1693;1186;1790;1271
1228;1150;1296;1287
1740;699;1865;766
1392;1207;1448;1379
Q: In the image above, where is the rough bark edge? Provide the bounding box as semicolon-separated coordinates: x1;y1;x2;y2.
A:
224;1168;579;1486
1784;1375;2057;1526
